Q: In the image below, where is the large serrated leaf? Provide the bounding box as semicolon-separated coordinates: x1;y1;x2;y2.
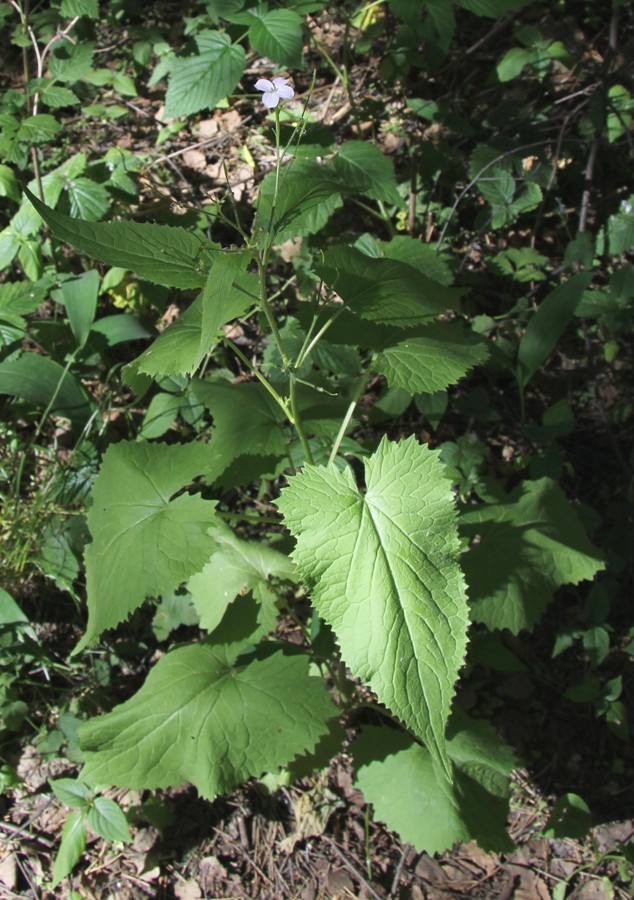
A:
134;299;204;378
352;712;514;854
461;478;605;633
164;31;245;118
77;441;218;653
192;380;289;468
25;189;213;289
133;266;257;379
79;599;337;799
383;236;455;286
198;251;250;369
375;322;489;394
248;9;304;68
277;436;470;779
255;160;342;244
315;245;461;327
333;141;403;205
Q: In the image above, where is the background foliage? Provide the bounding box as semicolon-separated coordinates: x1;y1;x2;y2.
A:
1;0;633;895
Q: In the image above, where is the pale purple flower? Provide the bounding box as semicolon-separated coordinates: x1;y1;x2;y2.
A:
254;77;294;109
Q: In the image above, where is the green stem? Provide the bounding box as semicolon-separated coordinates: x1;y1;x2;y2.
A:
296;306;345;370
255;105;314;465
224;337;290;422
328;371;368;466
289;374;314;465
257;252;289;367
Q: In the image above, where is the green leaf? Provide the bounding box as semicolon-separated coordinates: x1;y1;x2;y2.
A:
333;142;402;205
138;391;182;439
49;41;94;83
188;522;295;635
192;380;289;472
65;177;111;221
0;353;92;422
353;714;514;853
77;441;218;653
543;793;591;840
36;514;84;595
248;9;304;68
315;245;461;326
164;31;245;118
517;273;593;389
16;114;61;144
111;71;137;97
375;322;489;394
0;588;32;638
255;160;342;244
497;46;532;81
51;270;100;347
478;169;515;226
90;313;153;346
60;0;99;17
51;810;86;889
383;236;454;286
0;280;48;327
152;590;199;640
50;778;92;809
133;301;204;379
134;267;256;378
25;189;212;289
198;251;250;369
87;797;131;843
40;85;79;109
277;436;470;779
0;164;20;202
79;602;337;799
607;199;634;256
461;478;605;633
424;0;455;50
459;0;528;16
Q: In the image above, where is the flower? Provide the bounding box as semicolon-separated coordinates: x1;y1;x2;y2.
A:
254;77;294;109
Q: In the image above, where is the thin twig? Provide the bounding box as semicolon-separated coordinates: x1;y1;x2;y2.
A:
0;821;54;849
322;836;383;900
577;138;598;235
389;844;408;896
435;141;550;250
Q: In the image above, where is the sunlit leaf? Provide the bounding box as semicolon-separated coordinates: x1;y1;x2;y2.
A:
77;441;218;652
80;598;337;799
277;436;470;778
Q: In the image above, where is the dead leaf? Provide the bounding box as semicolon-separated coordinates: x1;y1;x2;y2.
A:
280;782;343;853
182;149;207;171
220;109;241;132
0;852;17;890
198;119;219;138
174;877;202;899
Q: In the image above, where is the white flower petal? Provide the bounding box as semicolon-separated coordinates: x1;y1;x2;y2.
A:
254;78;274;92
277;84;294;100
272;77;289;89
262;91;280;109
